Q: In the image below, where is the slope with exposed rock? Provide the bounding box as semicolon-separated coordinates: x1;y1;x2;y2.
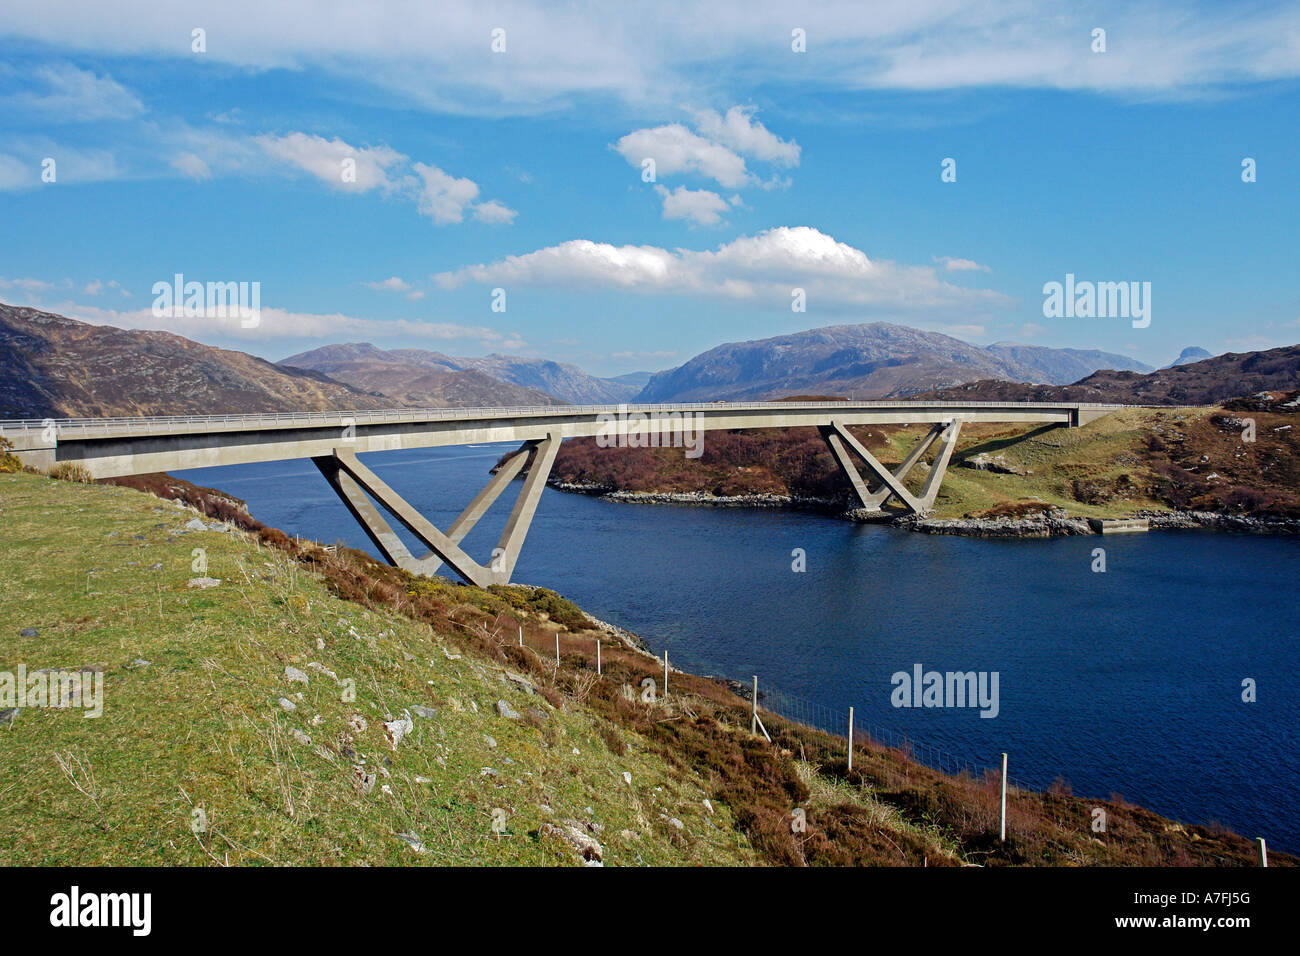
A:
635;323;1150;402
0;303;388;418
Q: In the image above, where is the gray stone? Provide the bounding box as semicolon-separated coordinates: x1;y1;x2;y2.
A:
496;699;521;720
284;665;309;685
186;577;222;589
0;708;19;726
19;627;37;638
184;518;207;532
278;697;297;711
410;705;438;720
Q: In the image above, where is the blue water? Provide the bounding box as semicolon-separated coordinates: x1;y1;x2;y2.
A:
179;444;1300;851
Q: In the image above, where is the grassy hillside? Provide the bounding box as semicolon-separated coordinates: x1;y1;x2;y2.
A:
0;470;1287;866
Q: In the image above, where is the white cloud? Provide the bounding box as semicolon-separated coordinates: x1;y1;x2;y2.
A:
1018;322;1046;339
1;4;1292;114
363;277;412;292
614;124;752;189
1;63;143;122
935;256;991;272
434;226;1009;315
256;132;404;193
654;184;729;226
54;300;527;349
169;151;211;180
472;199;518;225
0;276;57;294
690;107;800;166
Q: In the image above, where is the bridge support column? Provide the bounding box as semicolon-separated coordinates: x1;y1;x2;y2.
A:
311;434;559;587
819;419;962;515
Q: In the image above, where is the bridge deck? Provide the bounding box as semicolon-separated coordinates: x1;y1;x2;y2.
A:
1;400;1121;479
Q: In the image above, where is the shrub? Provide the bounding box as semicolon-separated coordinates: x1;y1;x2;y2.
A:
48;462;94;483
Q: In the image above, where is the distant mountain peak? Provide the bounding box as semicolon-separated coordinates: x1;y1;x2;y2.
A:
1162;346;1213;369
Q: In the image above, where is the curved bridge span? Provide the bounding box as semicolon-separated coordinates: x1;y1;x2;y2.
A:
2;401;1119;587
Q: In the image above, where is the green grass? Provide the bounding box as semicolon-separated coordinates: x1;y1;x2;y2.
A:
0;471;754;866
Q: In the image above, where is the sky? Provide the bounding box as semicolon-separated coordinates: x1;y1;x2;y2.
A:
0;1;1297;377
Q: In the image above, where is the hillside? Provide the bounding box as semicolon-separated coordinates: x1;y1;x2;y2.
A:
1;466;1281;866
915;344;1300;406
278;343;564;408
0;304;389;418
549;391;1300;523
634;323;1150;402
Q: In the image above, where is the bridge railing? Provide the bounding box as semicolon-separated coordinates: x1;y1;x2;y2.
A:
0;399;1123;438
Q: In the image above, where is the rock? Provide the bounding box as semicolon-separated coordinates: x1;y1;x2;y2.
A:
622;772;633;786
354;767;376;795
668;817;685;831
186;577;222;589
484;735;498;748
146;563;163;571
19;627;37;638
127;658;151;669
184;518;207;532
284;666;309;685
496;699;521;720
703;799;714;815
289;728;312;746
961;453;1028;475
397;832;426;854
410;705;438;720
348;714;368;733
539;822;603;863
306;661;339;682
383;712;413;749
0;708;19;726
278;697;297;712
503;671;536;695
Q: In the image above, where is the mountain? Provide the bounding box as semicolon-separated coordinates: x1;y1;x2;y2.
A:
913;344;1300;405
278;344;564;407
634;323;1149;402
404;351;641;404
1163;346;1213;369
0;303;389;418
984;343;1153;382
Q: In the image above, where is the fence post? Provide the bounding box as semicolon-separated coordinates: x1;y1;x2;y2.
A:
1257;837;1268;867
663;651;669;697
999;752;1009;843
847;706;854;772
751;675;758;736
518;626;522;648
596;640;601;676
554;634;559;665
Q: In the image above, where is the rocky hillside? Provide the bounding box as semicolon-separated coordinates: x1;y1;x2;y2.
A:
278;343;564;408
635;323;1149;402
0;303;391;418
916;344;1300;406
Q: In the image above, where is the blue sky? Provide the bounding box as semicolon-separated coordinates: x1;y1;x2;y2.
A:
1;2;1297;376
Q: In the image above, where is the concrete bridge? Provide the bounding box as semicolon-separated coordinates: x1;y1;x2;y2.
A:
1;400;1117;587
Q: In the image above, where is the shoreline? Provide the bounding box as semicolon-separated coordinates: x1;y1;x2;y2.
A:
549;480;1300;538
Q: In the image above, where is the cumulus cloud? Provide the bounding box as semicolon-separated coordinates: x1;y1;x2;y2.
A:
654;184;729;226
690;107;800;166
256;132;405;193
251;133;516;225
614;123;753;189
434;226;1009;314
362;277;411;292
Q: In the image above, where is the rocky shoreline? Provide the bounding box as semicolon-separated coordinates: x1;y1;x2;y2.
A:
548;480;840;512
550;481;1299;538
